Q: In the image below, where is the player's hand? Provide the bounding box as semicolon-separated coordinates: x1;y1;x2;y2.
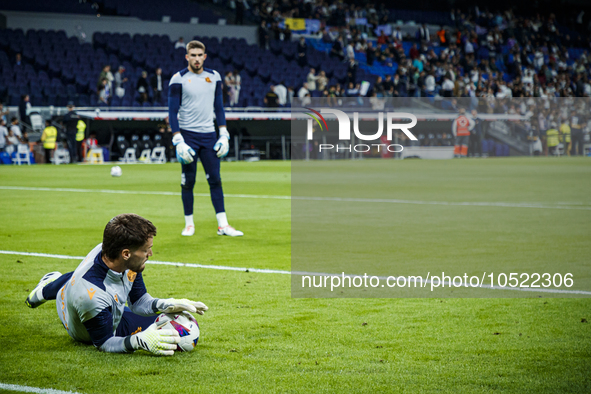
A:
213;128;230;158
172;133;195;164
130;320;180;356
157;298;209;315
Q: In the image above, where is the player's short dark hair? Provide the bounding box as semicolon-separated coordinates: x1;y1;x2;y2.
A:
186;40;206;53
102;213;157;260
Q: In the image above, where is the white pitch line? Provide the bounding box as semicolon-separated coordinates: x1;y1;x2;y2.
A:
2;250;591;295
0;382;81;394
0;250;290;274
1;186;590;210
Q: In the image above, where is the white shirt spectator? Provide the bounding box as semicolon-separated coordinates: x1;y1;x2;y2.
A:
522;68;534;85
0;125;7;148
274;84;287;106
105;70;114;91
6;130;19;154
99;83;111;103
10;124;22;139
298;86;310;98
298;85;310;106
424;75;435;92
224;73;235;90
392;29;402;41
546;85;556;96
114;72;126;97
156;74;162;91
496;84;513;98
442;78;454;92
465;41;474;54
448;69;456;81
307;72;319;91
175;40;185;49
231;73;242;106
346;44;355;60
534;51;544;69
234;73;241;91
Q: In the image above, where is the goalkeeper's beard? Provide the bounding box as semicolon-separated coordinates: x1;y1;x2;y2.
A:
189;63;203;73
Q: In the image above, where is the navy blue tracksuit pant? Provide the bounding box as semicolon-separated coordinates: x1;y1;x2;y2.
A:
180;130;225;216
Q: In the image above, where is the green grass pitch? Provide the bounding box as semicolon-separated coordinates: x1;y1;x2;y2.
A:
0;158;590;393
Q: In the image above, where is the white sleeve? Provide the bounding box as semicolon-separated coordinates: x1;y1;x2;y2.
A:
170;72;182;85
452;119;457;136
128;292;158;316
99;336;130;353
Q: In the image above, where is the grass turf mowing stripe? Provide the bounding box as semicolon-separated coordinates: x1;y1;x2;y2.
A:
3;250;590;296
1;186;590;210
0;382;81;394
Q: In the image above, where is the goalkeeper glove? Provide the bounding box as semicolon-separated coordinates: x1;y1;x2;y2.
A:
156;298;209;315
172;133;195;164
129;320;180;356
213;128;230;158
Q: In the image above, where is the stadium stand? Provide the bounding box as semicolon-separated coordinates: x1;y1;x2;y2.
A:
0;28;363;108
1;1;590;109
0;0;222;24
0;0;589;163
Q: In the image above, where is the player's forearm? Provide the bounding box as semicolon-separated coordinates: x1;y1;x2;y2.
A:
168;83;182;132
214;81;227;127
168;107;180;133
99;335;133;353
128;292;159;316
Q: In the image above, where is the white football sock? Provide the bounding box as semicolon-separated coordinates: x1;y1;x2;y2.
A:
216;212;229;228
185;215;194;228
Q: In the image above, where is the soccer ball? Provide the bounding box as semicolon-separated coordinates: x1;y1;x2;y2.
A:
110;166;122;177
155;312;200;352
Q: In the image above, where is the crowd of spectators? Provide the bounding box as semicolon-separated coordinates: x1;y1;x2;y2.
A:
356;9;590;100
253;5;590;110
0;113;27;156
250;1;390;29
244;3;591;156
94;64;166;106
424;96;588;156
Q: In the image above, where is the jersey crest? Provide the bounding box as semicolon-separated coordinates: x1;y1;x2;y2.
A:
127;271;137;282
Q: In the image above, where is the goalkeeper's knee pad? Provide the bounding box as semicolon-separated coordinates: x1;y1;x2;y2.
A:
181;173;196;191
207;175;222;189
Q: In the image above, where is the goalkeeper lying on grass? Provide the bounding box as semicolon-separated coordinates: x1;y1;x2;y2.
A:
25;213;208;356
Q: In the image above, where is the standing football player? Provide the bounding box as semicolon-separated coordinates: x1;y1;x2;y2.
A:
25;213;208;355
169;40;243;237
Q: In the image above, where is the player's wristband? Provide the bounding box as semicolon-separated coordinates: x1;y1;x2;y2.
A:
172;133;185;146
124;335;134;352
152;299;160;314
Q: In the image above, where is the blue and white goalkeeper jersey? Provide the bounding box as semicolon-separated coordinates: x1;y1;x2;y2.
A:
168;67;226;134
57;243;158;352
